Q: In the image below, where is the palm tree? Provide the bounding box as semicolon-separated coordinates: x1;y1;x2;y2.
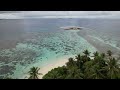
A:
83;50;91;63
75;54;81;62
104;58;120;79
93;51;99;58
66;58;76;68
83;50;90;57
101;53;106;58
89;68;105;79
107;50;112;57
83;60;94;78
87;63;107;79
75;54;82;67
67;67;84;79
28;67;42;79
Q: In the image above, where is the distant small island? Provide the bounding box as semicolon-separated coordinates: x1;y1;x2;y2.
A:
60;26;82;30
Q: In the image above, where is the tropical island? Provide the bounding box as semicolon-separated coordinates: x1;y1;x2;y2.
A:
4;50;120;79
60;26;82;30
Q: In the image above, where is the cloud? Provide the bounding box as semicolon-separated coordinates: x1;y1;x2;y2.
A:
0;12;24;19
0;11;120;19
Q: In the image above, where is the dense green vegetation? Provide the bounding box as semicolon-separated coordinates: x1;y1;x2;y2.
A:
3;50;120;79
43;50;120;79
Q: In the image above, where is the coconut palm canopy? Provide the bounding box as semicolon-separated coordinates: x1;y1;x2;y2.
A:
43;50;120;79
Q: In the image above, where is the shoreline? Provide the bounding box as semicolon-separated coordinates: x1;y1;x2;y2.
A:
22;55;74;79
38;57;69;79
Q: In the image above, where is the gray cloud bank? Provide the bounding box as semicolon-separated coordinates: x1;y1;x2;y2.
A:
0;11;120;19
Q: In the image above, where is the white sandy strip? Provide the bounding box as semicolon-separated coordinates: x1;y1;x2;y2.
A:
22;56;74;79
38;58;69;79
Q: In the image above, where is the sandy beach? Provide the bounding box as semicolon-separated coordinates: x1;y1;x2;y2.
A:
38;57;69;79
22;56;74;79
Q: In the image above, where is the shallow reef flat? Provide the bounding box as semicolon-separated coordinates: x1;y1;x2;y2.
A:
77;29;120;56
0;30;97;78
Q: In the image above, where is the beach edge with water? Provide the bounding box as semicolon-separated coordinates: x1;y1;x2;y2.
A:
22;55;74;79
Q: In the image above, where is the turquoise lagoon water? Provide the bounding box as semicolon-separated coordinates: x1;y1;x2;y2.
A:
0;29;97;78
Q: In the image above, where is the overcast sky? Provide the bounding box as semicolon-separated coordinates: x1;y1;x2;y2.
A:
0;11;120;19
